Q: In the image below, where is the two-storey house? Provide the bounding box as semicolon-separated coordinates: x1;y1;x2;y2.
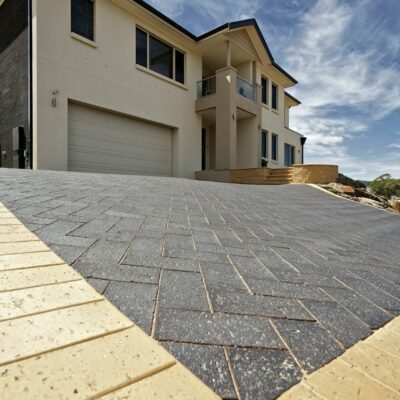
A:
0;0;306;179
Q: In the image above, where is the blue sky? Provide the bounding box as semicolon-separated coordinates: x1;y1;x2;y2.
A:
147;0;400;180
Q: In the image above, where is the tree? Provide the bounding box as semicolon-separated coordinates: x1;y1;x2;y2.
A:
370;174;400;199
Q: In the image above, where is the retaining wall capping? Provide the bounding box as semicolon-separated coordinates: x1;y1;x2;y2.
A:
291;164;339;184
196;165;339;185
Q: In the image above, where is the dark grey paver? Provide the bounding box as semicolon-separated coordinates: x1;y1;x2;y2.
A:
121;253;199;272
201;262;249;293
163;342;236;399
86;278;110;294
104;281;157;334
228;348;303;400
74;260;160;284
302;300;371;348
48;244;89;265
159;270;209;311
247;278;331;302
323;286;393;329
274;319;343;373
338;276;400;312
155;308;284;348
230;255;277;281
209;290;314;321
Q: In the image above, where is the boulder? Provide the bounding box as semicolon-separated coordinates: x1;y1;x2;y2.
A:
328;183;355;194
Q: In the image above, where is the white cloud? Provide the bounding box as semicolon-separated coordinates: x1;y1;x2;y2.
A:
389;143;400;149
284;0;400;178
147;0;264;23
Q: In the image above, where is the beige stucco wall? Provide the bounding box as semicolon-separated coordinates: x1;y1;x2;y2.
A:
32;0;202;178
256;68;303;168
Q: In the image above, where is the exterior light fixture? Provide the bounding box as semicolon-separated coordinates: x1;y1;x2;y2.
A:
51;90;59;108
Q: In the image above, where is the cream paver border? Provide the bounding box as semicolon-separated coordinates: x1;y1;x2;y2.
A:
279;316;400;400
0;203;220;400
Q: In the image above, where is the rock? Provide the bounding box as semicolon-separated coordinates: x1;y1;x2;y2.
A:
391;200;400;212
336;174;367;189
359;198;385;208
328;183;355;194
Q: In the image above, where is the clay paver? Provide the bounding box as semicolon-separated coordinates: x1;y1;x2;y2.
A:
1;168;400;399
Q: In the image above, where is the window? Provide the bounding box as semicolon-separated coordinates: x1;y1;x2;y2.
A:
150;36;173;79
136;28;147;67
71;0;94;41
272;83;278;110
136;28;185;84
261;130;268;158
261;77;268;105
272;133;278;160
175;50;185;84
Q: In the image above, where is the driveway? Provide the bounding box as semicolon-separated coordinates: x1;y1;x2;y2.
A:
1;168;399;400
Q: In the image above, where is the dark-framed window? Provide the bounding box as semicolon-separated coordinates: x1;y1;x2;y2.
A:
71;0;94;41
136;28;147;67
261;77;268;105
272;83;278;110
136;28;185;84
272;133;278;160
175;50;185;84
150;36;173;79
261;130;268;158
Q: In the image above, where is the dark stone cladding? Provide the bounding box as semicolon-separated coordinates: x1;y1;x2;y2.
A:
0;0;29;168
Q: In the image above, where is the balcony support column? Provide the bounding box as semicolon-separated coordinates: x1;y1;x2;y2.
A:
215;66;237;170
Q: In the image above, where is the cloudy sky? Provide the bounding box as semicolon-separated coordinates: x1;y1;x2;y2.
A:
147;0;400;180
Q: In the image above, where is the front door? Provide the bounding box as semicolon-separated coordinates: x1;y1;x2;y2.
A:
284;143;294;167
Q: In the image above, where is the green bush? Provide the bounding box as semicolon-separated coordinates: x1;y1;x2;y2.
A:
370;174;400;199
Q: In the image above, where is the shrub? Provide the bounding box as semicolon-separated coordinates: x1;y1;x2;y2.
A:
370;174;400;199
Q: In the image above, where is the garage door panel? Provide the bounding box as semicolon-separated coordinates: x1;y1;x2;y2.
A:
68;104;173;176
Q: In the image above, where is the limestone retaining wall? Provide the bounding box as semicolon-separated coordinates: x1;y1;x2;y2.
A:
292;164;338;184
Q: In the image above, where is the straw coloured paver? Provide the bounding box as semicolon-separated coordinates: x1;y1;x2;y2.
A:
0;203;219;400
0;168;400;399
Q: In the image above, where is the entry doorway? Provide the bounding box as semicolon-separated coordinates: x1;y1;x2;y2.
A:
284;143;295;167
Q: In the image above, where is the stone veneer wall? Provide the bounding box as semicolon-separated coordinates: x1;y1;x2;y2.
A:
292;164;338;184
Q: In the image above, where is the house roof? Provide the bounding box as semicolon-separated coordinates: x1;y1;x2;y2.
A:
132;1;297;84
285;91;302;105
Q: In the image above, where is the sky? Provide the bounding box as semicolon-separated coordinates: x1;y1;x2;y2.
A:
147;0;400;180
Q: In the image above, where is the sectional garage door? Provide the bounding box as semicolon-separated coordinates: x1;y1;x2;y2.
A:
68;103;173;176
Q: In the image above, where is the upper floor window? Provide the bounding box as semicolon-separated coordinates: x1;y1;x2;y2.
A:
71;0;94;41
272;83;278;110
272;133;278;160
261;77;268;105
136;27;185;84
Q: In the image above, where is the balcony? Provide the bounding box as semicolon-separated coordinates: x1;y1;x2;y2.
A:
197;75;256;103
196;76;216;99
236;76;256;102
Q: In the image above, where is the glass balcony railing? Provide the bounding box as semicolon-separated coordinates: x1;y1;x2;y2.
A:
237;76;256;102
196;76;216;99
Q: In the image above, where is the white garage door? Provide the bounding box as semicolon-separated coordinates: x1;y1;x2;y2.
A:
68;103;173;176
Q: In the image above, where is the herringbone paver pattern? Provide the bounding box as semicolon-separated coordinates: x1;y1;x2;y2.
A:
0;168;399;399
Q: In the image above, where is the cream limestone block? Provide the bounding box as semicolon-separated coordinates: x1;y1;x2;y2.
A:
384;317;400;336
0;265;81;292
99;364;220;400
0;301;133;365
0;211;15;218
278;383;323;400
0;218;23;226
0;328;176;400
0;232;39;243
304;359;399;400
341;342;400;392
0;251;64;271
0;225;31;234
0;241;49;256
0;280;103;322
364;329;400;359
